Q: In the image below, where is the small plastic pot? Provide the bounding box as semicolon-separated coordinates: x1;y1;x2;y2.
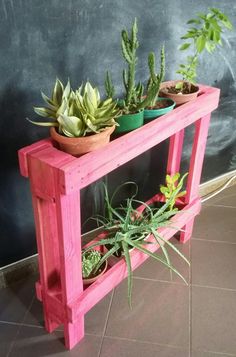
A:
144;98;176;122
115;110;144;133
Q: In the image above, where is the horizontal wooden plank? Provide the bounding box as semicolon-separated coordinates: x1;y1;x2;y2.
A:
67;198;201;322
58;85;220;194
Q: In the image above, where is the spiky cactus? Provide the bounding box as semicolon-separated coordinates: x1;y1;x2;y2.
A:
105;71;115;99
146;46;165;107
121;18;140;113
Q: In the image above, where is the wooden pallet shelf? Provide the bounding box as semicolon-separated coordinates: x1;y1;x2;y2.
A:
18;84;220;349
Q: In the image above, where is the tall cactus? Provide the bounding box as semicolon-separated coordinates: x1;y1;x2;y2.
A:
121;18;139;112
105;71;115;99
146;45;165;107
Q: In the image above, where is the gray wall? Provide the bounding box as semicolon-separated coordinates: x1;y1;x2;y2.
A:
0;0;235;266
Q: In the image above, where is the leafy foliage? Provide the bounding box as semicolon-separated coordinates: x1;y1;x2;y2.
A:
82;250;102;279
177;8;232;83
84;179;189;307
28;80;120;137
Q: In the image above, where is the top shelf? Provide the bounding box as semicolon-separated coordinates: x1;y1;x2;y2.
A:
19;85;220;195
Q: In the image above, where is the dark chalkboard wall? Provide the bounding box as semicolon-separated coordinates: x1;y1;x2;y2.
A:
0;0;235;266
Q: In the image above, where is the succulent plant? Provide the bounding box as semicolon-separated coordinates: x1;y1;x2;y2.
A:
119;18;164;114
82;249;102;279
146;46;165;108
33;78;72;119
160;172;188;210
28;80;120;138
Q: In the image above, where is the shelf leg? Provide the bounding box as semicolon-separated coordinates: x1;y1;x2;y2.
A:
55;188;85;349
180;114;211;243
64;317;85;350
167;129;184;175
31;195;61;332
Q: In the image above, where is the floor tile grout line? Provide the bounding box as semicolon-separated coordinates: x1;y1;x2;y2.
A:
97;288;115;357
133;276;189;286
191;283;236;292
102;334;189;350
203;203;236;209
191;237;236;245
192;348;236;356
6;295;35;357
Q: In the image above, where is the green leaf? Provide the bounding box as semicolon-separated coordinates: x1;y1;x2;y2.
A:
33;106;56;119
26;118;58;127
187;19;201;25
179;43;191;51
196;35;206;52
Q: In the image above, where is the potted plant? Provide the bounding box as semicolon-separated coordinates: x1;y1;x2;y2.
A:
84;179;189;306
140;172;188;212
160;8;233;105
82;249;108;285
106;19;162;133
28;80;120;156
144;46;175;122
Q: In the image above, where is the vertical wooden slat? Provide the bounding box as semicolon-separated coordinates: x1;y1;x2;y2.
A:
180;114;211;243
54;178;84;349
167;129;185;175
30;193;61;332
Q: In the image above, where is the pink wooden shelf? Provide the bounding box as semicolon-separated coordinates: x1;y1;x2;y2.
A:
18;84;220;349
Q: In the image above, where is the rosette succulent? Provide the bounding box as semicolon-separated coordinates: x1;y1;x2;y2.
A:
28;79;120;137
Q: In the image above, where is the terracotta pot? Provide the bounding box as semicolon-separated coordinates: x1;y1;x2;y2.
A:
83;259;108;285
160;80;200;106
50;125;115;156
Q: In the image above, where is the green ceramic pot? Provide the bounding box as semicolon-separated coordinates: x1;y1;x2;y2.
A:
115;110;144;133
144;98;176;122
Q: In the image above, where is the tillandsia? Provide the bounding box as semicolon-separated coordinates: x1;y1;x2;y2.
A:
146;45;165;108
160;172;188;211
27;80;120;137
176;8;232;91
84;181;190;307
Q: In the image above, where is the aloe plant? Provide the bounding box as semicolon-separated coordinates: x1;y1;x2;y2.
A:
28;80;120;137
85;181;190;307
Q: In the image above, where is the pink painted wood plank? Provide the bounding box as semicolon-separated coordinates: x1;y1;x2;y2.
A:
53;178;85;346
167;129;184;175
58;86;220;194
28;146;77;199
67;198;201;322
27;147;77;333
18;138;53;177
185;114;212;203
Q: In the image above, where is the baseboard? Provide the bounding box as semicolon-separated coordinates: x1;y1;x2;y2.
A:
1;171;236;289
199;170;236;197
0;227;103;289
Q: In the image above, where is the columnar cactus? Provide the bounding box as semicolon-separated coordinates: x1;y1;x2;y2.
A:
146;46;165;107
121;18;140;113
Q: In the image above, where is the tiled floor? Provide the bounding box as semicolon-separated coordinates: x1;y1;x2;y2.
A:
1;185;236;357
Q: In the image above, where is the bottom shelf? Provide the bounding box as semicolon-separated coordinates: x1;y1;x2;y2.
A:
35;196;201;325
